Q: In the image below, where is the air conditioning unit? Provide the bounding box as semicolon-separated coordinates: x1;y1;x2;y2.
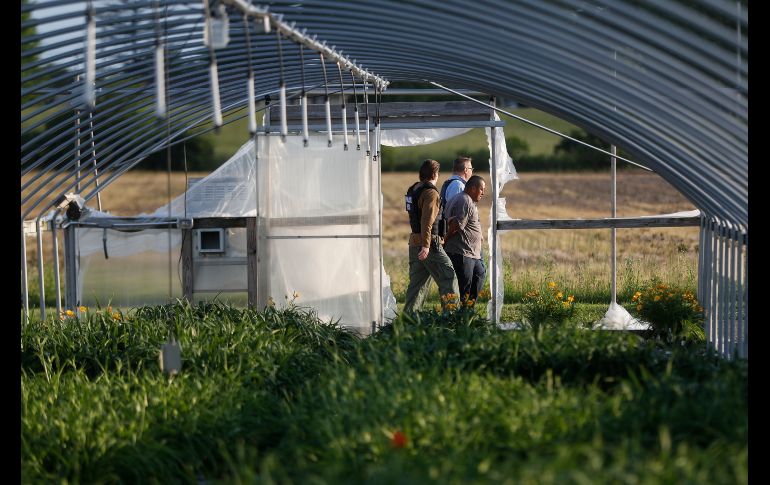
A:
197;228;225;254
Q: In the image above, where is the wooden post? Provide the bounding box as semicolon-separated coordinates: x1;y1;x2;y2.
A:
181;228;193;302
63;224;79;310
247;217;258;308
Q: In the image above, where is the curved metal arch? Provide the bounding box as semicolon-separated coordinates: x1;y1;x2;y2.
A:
21;0;747;229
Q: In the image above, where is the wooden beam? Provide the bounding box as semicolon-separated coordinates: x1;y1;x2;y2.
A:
267;214;368;227
247;217;257;309
193;217;249;228
181;229;193;302
497;216;701;231
63;224;78;310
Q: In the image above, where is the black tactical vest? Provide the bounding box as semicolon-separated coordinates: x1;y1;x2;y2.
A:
406;182;439;235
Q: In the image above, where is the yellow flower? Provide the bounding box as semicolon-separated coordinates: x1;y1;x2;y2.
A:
548;281;556;288
112;312;121;321
556;291;563;299
567;295;574;302
65;309;75;317
293;291;300;299
562;301;570;308
654;295;661;302
434;304;441;312
78;306;87;312
465;299;475;307
636;304;642;311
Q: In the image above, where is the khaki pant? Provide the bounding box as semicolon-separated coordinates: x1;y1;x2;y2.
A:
403;238;459;314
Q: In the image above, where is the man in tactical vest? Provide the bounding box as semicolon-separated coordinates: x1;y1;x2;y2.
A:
403;159;460;314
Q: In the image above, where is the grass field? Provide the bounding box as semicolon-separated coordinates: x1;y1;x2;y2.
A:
21;301;747;483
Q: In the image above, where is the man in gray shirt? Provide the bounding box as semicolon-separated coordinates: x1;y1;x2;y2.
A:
444;175;487;304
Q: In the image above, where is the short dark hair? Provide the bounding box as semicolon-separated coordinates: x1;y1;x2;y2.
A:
453;156;472;173
465;175;485;190
419;159;440;182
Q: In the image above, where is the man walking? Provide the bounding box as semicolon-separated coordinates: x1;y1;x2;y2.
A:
403;159;460;314
440;156;474;207
444;175;487;304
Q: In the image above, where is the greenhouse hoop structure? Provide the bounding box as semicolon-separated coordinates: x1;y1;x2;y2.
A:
22;1;747;357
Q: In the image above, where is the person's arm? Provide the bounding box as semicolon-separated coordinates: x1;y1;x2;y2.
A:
444;195;470;241
418;189;440;259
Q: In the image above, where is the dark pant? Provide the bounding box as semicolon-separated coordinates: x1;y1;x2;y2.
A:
447;252;486;303
403;239;460;314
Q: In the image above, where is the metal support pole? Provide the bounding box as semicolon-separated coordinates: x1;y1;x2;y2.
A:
21;221;29;322
51;210;63;315
736;229;743;358
709;218;719;350
490;98;498;322
75;77;82;193
376;127;384;328
743;229;748;358
35;218;46;320
697;216;705;302
702;218;710;343
88;111;102;211
729;226;737;358
719;223;726;357
611;145;617;303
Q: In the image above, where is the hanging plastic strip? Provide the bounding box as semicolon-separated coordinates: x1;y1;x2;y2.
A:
320;52;333;147
300;45;309;146
374;84;382;161
363;80;371;155
84;2;96;108
277;30;288;140
154;1;166;118
245;15;257;135
350;71;361;150
203;0;223;128
337;62;348;150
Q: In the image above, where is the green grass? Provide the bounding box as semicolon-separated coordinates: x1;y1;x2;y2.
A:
22;300;747;483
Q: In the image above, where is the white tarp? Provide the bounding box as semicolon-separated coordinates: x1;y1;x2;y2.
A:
486;112;518;322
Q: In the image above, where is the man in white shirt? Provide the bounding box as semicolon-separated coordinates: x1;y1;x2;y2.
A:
440;156;474;209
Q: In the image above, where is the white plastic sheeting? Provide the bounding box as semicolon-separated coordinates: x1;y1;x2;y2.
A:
254;133;384;332
486;112;518;322
77;227;183;307
75;125;500;327
380;128;471;147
